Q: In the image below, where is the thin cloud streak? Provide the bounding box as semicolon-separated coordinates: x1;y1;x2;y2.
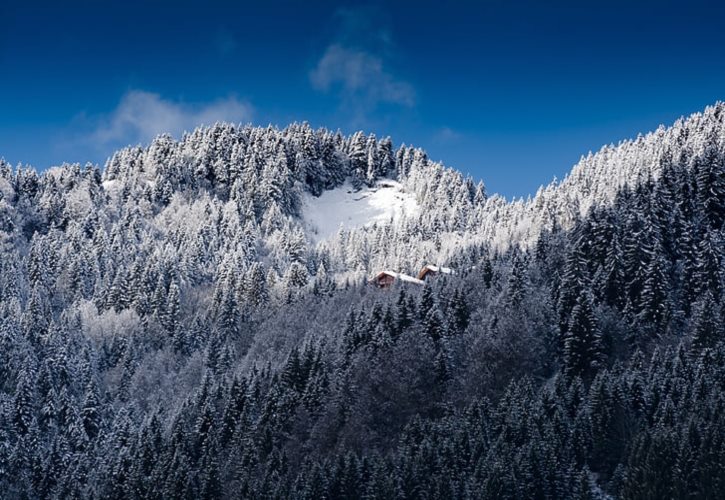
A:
310;44;414;108
92;90;253;148
310;6;415;128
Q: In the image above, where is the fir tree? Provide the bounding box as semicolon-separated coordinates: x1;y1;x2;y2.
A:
691;292;721;350
563;292;603;379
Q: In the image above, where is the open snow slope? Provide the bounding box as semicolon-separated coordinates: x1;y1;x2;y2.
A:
302;179;418;241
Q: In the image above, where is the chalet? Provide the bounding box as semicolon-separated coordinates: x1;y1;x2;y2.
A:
369;270;425;289
417;264;455;281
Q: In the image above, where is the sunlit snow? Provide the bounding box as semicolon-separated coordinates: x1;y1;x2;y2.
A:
101;179;118;190
302;179;418;241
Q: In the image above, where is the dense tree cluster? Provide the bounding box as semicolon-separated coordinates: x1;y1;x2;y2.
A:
0;103;724;498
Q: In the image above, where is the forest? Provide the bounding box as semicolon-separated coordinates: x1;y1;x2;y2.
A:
0;102;724;499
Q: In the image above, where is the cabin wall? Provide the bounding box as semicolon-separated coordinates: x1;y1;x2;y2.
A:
372;274;397;288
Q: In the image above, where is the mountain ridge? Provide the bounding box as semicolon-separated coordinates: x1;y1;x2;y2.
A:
3;102;722;284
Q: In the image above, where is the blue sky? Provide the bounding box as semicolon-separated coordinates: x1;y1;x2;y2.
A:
1;0;724;198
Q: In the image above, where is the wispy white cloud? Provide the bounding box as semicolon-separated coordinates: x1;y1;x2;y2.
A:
92;90;253;147
433;127;463;143
310;44;414;107
310;6;414;126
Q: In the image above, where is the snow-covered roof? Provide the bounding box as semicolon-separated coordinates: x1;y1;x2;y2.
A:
422;265;454;274
396;273;425;285
373;270;425;285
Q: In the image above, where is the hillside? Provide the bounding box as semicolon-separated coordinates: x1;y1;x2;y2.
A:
0;103;724;498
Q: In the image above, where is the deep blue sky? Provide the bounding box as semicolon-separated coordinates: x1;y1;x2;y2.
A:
1;0;724;198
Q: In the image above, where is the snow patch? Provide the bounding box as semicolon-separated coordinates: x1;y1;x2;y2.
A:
102;178;155;191
302;180;418;241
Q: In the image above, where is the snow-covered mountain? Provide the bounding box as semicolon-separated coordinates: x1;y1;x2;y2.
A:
2;103;724;295
1;103;725;499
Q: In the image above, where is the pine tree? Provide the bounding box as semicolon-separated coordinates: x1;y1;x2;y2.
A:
558;243;589;334
563;292;603;379
691;292;721;350
675;211;698;316
13;365;36;436
447;288;470;335
391;291;411;337
163;281;181;337
637;241;670;333
81;379;101;440
693;231;722;298
481;258;494;288
377;137;395;178
423;308;443;343
244;262;269;306
419;285;435;315
433;348;450;384
599;231;625;308
694;146;725;230
622;213;648;310
348;132;368;189
217;279;240;339
506;254;527;308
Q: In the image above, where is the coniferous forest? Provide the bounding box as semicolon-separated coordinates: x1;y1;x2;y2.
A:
1;103;725;499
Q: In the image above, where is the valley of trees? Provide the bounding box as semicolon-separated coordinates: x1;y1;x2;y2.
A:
0;103;724;498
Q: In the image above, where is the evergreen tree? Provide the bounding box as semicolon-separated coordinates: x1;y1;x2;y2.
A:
693;231;722;298
13;374;35;437
694;146;725;229
506;253;527;308
81;379;101;440
691;291;721;350
637;239;670;333
163;281;181;336
447;288;470;335
563;292;603;379
423;308;443;343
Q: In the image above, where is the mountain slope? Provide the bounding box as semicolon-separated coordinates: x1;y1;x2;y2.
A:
0;103;724;498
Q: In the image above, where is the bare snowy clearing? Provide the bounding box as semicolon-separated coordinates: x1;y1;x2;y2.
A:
302;179;418;241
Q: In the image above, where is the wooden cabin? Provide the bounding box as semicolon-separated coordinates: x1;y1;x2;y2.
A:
417;264;455;281
369;271;425;289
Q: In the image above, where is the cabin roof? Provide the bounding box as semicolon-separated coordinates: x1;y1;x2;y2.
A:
417;264;455;280
423;264;454;274
371;270;425;285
